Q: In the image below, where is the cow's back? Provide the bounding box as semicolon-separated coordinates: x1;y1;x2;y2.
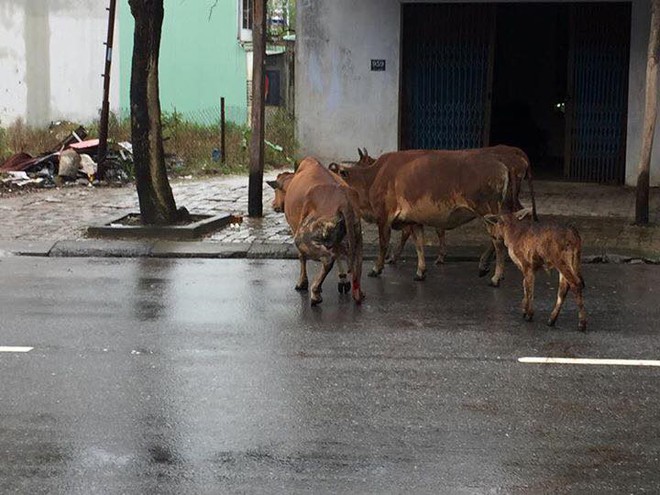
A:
284;157;347;232
369;150;509;228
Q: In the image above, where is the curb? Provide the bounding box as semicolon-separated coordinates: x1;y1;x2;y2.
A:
0;240;658;264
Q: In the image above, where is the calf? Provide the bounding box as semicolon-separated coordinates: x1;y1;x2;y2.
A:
485;209;587;331
267;157;364;305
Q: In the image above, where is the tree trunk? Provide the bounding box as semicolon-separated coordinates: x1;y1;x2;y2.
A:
248;0;267;217
636;0;660;225
128;0;179;225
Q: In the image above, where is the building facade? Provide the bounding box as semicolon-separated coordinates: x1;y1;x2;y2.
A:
296;0;659;186
119;0;250;124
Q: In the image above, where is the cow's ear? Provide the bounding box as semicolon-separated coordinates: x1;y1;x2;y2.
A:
362;147;369;157
483;214;499;226
357;148;364;159
515;208;533;220
328;162;340;173
266;180;280;190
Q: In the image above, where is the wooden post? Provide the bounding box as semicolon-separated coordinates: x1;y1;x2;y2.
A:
97;0;117;180
636;0;660;225
220;97;226;164
248;0;267;217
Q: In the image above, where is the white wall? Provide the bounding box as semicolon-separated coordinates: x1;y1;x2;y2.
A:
0;0;121;127
297;0;660;186
296;0;400;164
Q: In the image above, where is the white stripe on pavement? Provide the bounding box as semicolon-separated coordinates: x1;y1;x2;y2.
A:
519;357;660;367
0;346;33;353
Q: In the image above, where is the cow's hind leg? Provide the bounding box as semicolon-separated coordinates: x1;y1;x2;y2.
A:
548;272;570;327
522;269;535;321
410;224;427;281
370;221;392;277
296;253;309;291
311;258;335;305
573;278;587;332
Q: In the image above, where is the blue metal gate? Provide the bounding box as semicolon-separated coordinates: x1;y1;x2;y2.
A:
400;4;495;150
565;3;631;183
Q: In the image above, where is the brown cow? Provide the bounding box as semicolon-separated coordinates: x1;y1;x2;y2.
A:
484;209;587;331
267;157;364;305
351;146;537;270
330;150;511;285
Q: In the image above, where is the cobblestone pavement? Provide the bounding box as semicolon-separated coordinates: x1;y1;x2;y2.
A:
1;173;659;245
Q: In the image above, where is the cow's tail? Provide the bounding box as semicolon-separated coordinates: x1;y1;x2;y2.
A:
339;205;364;303
525;165;538;222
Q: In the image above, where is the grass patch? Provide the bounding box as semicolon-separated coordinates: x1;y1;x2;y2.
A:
0;109;298;178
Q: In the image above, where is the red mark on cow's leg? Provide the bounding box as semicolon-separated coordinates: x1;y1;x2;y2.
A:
352;279;364;304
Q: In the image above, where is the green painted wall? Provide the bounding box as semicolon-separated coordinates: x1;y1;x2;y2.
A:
119;0;248;124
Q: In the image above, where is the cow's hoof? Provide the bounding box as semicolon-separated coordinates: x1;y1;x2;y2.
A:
578;321;588;332
478;268;489;278
368;269;381;278
413;272;426;281
547;319;557;327
352;289;365;304
488;279;501;288
523;313;534;322
295;282;308;292
338;281;351;294
385;257;397;265
434;257;445;265
310;293;323;306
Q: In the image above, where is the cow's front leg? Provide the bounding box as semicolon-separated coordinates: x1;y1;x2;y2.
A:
478;242;495;277
369;221;391;277
489;239;506;287
434;228;447;265
295;253;309;291
311;258;335;305
410;224;427;281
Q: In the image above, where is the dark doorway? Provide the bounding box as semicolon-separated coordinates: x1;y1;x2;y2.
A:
490;3;631;182
490;4;569;179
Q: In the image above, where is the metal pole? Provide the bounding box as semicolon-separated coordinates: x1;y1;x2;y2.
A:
248;0;267;217
221;97;226;164
97;0;117;180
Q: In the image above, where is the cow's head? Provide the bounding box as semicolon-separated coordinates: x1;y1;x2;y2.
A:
266;171;294;213
484;208;533;238
328;163;375;222
357;147;376;167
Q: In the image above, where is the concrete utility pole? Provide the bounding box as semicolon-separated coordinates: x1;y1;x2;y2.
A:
97;0;117;180
248;0;267;217
636;0;660;225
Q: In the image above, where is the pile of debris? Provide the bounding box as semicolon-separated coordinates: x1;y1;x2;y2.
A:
0;126;133;193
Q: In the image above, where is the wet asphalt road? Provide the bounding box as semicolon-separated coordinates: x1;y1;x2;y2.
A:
1;257;659;494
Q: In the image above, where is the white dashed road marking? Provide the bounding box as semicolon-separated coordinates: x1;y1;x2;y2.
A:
519;357;660;367
0;346;33;353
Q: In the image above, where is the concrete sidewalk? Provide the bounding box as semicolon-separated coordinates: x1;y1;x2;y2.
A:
0;174;659;261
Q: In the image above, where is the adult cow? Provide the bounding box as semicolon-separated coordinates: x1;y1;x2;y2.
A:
267;157;365;305
349;146;537;272
330;150;511;285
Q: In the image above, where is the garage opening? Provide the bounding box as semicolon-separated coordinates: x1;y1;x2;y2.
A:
400;2;632;183
489;4;569;180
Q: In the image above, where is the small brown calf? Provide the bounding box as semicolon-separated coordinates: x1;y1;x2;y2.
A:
485;209;587;331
